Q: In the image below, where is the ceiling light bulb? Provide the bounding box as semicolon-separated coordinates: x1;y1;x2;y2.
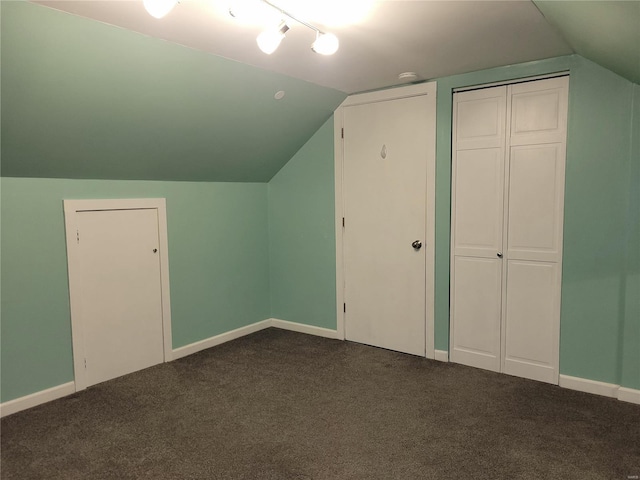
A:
312;32;339;55
257;22;289;55
143;0;178;19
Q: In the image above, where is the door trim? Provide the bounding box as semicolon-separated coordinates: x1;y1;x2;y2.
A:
63;198;173;392
334;81;437;358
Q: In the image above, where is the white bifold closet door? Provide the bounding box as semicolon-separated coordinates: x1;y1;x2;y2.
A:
450;76;569;384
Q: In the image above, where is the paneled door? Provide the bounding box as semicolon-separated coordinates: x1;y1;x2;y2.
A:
342;93;434;356
502;79;568;383
450;87;507;372
450;76;569;384
77;208;164;387
65;199;172;391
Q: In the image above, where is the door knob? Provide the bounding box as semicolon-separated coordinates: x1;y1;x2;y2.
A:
497;252;503;258
412;240;422;250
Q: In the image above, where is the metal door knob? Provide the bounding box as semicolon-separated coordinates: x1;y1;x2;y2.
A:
412;240;422;250
497;252;503;258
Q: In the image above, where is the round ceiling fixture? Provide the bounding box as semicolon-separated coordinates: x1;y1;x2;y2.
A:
398;72;418;82
274;91;285;100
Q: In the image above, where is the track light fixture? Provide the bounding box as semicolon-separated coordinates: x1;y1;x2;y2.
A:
143;0;178;19
256;21;290;55
143;0;339;56
312;31;340;56
254;0;339;55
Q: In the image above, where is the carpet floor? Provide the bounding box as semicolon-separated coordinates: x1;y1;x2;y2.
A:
1;328;639;479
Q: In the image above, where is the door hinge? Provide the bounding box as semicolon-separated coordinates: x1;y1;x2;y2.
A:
76;229;80;244
84;358;87;369
342;217;345;228
343;303;346;313
341;128;344;139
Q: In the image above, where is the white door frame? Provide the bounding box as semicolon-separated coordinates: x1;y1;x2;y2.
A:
63;198;173;391
334;82;437;359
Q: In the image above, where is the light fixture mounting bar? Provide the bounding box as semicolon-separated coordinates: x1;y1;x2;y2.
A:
261;0;325;34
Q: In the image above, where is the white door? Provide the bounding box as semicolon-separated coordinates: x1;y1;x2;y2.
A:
450;87;507;371
451;76;568;384
342;95;430;356
501;78;568;383
76;208;165;387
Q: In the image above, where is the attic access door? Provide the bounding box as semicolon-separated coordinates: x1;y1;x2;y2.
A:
339;83;436;357
64;199;172;391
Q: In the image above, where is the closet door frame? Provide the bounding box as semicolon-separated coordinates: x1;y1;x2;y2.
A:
334;82;437;359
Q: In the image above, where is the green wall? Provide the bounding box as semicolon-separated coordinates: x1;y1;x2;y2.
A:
1;178;270;402
620;85;640;389
0;2;345;182
268;118;337;329
434;55;638;388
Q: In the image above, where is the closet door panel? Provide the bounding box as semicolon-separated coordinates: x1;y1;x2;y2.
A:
455;87;506;150
507;144;565;262
503;260;560;384
453;148;504;257
509;77;568;146
451;256;502;372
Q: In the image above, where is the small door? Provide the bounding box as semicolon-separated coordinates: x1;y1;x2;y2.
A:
342;95;431;356
76;208;165;387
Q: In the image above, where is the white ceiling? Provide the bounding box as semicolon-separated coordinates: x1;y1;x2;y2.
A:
34;0;574;94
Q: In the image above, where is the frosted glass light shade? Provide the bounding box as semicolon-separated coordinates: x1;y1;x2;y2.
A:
257;22;289;54
312;32;339;55
143;0;178;19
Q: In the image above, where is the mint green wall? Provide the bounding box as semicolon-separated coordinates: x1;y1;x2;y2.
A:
1;2;345;182
268;118;337;329
621;85;640;389
1;178;270;402
434;55;638;388
560;59;634;385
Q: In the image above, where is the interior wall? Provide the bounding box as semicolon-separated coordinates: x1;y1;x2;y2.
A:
621;85;640;389
0;178;271;403
268;118;337;329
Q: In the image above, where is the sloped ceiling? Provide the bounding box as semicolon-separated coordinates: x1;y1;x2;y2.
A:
32;0;574;94
534;1;640;84
0;2;346;182
1;1;638;183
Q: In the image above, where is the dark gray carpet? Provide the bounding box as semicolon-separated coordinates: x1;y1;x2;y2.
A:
2;328;639;479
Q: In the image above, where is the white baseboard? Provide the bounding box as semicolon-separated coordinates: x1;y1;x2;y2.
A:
559;374;619;398
172;319;272;360
270;318;341;339
1;318;340;417
434;350;449;362
559;375;640;405
618;387;640;405
0;381;76;418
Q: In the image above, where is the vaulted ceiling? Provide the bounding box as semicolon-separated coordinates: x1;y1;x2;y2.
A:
1;1;638;182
